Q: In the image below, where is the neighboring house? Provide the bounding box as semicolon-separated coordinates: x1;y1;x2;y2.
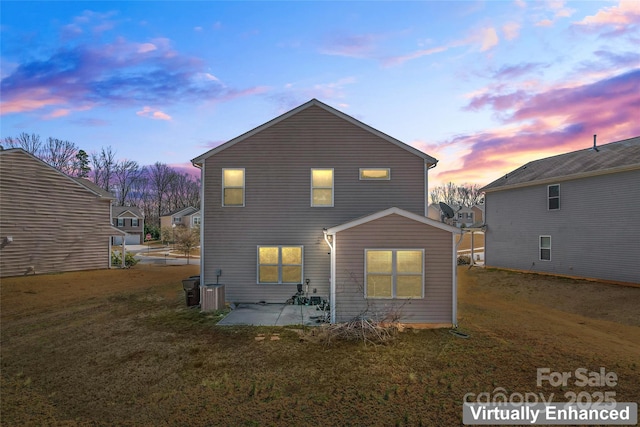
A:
192;99;461;325
481;136;640;285
160;206;200;230
427;203;484;228
112;206;145;245
0;148;125;277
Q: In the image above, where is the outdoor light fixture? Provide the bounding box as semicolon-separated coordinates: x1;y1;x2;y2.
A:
4;236;13;244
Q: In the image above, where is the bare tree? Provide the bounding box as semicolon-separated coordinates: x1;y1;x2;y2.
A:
91;146;117;192
166;173;201;213
113;159;145;206
42;137;78;175
3;132;42;154
148;162;177;226
430;182;484;207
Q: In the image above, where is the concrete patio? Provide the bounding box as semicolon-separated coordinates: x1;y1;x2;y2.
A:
217;303;328;326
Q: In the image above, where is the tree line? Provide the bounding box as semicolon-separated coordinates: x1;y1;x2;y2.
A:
429;182;484;208
2;133;200;229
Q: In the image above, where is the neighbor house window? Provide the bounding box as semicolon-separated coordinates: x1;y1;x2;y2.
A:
192;217;201;226
365;249;424;299
311;169;333;207
223;168;245;207
117;218;124;227
540;236;551;261
359;168;390;180
131;218;139;227
257;246;303;284
548;184;560;210
173;217;182;224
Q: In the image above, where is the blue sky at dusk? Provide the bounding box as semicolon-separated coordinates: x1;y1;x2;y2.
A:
1;1;639;187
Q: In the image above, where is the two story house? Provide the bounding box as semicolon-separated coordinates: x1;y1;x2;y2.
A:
112;206;145;245
481;136;640;285
192;99;460;325
0;148;125;277
160;206;200;230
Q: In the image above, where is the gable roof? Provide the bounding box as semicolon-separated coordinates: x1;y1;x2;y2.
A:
191;99;437;166
325;207;461;235
162;206;198;218
74;178;115;199
482;136;640;192
0;148;114;199
112;205;143;218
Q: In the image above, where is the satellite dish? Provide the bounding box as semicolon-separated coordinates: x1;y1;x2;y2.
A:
439;202;455;219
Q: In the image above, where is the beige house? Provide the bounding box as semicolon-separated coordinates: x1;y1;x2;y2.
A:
0;148;124;277
192;99;461;325
160;206;200;230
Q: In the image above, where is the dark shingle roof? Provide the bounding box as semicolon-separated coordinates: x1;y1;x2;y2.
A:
482;136;640;192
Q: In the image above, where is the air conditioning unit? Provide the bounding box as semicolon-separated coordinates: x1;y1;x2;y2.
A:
200;284;225;311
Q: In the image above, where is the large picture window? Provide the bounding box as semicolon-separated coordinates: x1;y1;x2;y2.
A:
548;184;560;210
223;168;245;207
258;246;303;284
311;168;334;207
365;249;424;299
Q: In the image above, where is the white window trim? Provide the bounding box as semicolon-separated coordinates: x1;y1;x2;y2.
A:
131;218;139;227
539;235;552;261
257;245;304;284
310;168;334;207
548;184;560;211
359;168;391;180
364;249;425;299
192;216;201;226
222;168;245;207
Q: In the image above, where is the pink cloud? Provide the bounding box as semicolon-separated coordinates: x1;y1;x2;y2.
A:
385;26;499;66
430;68;640;187
0;88;66;114
575;0;640;30
502;22;521;40
136;106;172;121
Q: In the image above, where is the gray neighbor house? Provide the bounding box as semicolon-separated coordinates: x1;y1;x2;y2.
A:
192;99;461;325
482;136;640;285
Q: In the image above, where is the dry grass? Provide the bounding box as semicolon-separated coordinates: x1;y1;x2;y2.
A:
1;265;639;426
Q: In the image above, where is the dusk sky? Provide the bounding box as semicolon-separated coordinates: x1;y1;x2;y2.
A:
1;1;639;187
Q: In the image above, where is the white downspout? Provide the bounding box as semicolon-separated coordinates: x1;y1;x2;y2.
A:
453;231;465;327
323;229;336;324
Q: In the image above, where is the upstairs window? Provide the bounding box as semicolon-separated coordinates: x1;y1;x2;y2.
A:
311;169;334;207
365;249;424;299
117;218;124;227
192;216;201;226
548;184;560;210
360;168;390;180
223;168;245;207
540;236;551;261
258;246;303;284
131;218;139;227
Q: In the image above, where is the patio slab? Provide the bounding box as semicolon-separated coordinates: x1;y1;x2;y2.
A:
217;303;326;326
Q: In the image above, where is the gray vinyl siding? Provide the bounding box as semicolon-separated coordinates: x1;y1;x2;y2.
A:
202;105;427;303
0;150;115;277
334;214;453;323
485;169;640;284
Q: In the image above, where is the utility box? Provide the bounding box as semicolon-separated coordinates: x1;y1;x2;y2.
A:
182;276;200;307
200;284;225;311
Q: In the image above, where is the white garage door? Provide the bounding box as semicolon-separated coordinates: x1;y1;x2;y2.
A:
113;234;141;245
